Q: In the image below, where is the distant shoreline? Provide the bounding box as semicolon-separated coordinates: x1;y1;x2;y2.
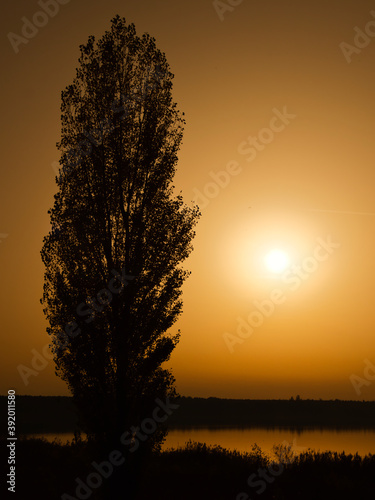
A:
1;396;374;434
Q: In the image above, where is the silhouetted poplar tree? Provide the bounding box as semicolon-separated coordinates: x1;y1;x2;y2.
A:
40;16;199;453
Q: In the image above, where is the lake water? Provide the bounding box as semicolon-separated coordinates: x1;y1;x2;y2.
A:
26;427;375;457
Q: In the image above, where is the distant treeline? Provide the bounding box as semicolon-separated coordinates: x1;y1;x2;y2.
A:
1;396;375;434
168;397;375;429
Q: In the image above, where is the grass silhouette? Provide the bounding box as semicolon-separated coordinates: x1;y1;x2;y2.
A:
3;436;374;499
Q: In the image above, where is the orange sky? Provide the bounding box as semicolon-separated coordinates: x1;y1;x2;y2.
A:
1;0;375;400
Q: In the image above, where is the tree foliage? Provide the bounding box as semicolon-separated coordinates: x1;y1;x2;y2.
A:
40;16;200;449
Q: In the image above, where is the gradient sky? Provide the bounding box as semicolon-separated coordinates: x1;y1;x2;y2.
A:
1;0;375;400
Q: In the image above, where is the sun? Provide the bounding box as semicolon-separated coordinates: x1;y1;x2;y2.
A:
264;249;290;274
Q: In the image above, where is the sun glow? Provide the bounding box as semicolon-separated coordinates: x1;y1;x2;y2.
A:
264;249;290;274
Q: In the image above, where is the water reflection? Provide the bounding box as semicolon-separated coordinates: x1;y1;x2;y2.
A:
164;427;375;457
26;427;375;457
